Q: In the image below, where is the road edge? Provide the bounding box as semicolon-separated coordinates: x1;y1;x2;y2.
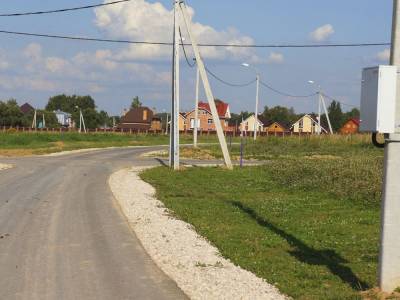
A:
0;163;13;171
109;167;288;300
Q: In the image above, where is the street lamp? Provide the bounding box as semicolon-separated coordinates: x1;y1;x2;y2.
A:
242;63;260;141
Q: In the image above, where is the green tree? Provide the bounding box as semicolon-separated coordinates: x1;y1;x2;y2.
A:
327;101;344;132
45;94;105;129
131;96;142;109
344;108;360;120
262;106;297;127
0;99;24;127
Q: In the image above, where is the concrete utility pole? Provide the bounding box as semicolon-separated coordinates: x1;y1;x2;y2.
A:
193;65;200;148
255;73;260;140
42;113;46;129
178;0;233;169
32;110;37;129
320;94;333;134
318;91;322;134
169;0;180;170
379;0;400;292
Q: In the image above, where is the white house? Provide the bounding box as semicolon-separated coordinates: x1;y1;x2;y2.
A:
54;110;73;128
240;115;264;133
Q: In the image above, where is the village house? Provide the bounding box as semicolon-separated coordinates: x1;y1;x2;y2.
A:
264;121;287;134
119;107;160;131
180;100;231;132
20;103;35;115
340;118;360;134
54;110;73;128
291;114;327;134
239;114;264;133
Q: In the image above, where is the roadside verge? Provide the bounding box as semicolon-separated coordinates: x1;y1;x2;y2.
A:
109;167;288;300
0;163;13;171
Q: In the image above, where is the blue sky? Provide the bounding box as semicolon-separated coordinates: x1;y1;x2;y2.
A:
0;0;393;115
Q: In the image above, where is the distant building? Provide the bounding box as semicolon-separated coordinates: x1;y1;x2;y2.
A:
54;110;72;128
239;115;264;133
291;114;327;134
180;100;231;131
118;107;156;130
20;103;34;115
340;118;360;134
150;116;162;131
264;121;287;134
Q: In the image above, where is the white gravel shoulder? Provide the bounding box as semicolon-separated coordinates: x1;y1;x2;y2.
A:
0;163;13;171
109;167;288;300
43;145;161;157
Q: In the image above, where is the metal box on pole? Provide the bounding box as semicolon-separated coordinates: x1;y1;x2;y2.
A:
360;65;398;133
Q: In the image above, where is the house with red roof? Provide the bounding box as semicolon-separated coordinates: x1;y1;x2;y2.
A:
340;118;360;134
182;99;231;131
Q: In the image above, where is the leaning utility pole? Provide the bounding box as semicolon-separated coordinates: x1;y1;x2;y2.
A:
31;110;37;129
193;65;200;148
320;93;333;134
379;0;400;292
178;0;233;169
169;0;180;170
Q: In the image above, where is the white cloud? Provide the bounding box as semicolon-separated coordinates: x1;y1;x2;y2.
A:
377;48;391;62
0;74;57;91
309;24;335;42
23;43;42;61
94;0;256;61
267;52;284;64
0;50;9;70
45;57;69;73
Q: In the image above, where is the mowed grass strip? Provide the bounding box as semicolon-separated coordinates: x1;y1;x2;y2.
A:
0;131;221;156
141;136;384;299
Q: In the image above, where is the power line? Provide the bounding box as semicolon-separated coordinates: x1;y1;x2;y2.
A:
0;29;390;49
321;92;359;108
0;0;131;17
179;27;196;68
204;65;257;87
260;80;317;98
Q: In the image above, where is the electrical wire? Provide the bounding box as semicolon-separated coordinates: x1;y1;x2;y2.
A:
179;27;196;68
0;0;131;17
260;80;317;98
204;65;257;87
0;29;390;49
321;92;359;108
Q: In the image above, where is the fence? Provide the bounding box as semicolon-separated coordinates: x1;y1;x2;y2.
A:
1;126;329;138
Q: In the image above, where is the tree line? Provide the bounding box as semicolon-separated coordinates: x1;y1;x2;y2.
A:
0;95;119;129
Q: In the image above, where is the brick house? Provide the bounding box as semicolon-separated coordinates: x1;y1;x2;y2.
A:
182;100;231;131
119;107;155;130
20;103;34;115
340;118;360;134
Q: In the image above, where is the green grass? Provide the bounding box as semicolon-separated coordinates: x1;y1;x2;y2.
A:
0;131;222;156
141;135;384;299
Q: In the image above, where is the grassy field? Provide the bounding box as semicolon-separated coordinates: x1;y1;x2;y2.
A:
141;135;389;299
0;131;221;156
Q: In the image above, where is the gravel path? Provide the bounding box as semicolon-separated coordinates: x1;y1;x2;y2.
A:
109;167;288;300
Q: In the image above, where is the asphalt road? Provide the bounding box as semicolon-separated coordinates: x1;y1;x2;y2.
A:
0;147;188;300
